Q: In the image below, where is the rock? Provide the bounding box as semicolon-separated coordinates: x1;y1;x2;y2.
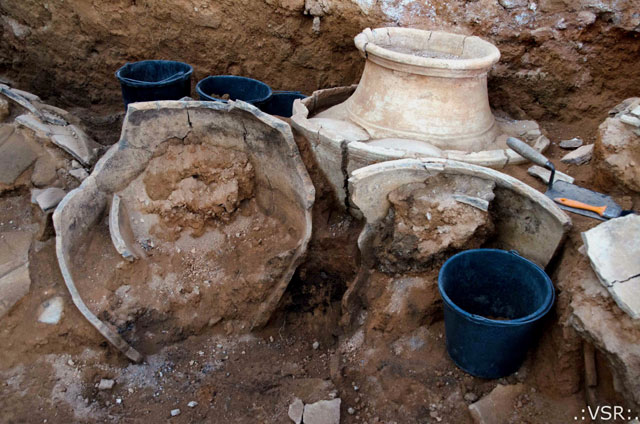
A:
577;11;597;26
303;398;341;424
558;137;583;150
31;154;58;187
560;144;593;165
35;187;66;213
582;214;640;318
38;296;64;324
621;114;640;128
288;397;304;424
464;392;479;402
568;264;640;410
0;124;14;146
595;102;640;191
0;231;32;318
498;0;527;8
187;401;198;408
98;379;115;390
497;0;528;8
0;263;31;319
527;165;575;184
631;106;640;117
468;384;526;424
0;97;9;120
0;231;31;276
530;27;555;43
312;341;320;350
347;407;355;415
0;131;39;186
170;409;181;417
69;167;89;181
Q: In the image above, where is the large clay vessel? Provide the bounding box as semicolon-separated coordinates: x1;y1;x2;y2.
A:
345;28;501;152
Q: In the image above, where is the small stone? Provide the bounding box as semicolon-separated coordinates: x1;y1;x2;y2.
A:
558;137;583;150
37;296;64;324
69;167;89;181
582;214;640;318
469;384;526;424
67;359;74;366
464;392;479;402
116;398;122;405
498;0;527;9
530;27;555;43
35;187;66;213
577;11;597;26
620;114;640;128
312;341;320;350
555;18;567;30
288;397;304;424
303;398;341;424
0;262;31;318
170;409;181;417
187;401;198;408
0;131;38;186
527;165;574;185
347;407;355;415
98;379;115;390
560;144;593;165
31;155;58;187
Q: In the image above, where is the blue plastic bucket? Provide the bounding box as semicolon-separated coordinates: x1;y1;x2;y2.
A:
115;60;193;109
438;249;554;379
259;91;307;117
196;75;272;107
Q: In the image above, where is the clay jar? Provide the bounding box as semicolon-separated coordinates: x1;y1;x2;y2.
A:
345;27;501;152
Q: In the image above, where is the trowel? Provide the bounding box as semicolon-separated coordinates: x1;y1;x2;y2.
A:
506;137;629;220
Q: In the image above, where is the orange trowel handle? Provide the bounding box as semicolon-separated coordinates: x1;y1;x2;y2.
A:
554;197;607;216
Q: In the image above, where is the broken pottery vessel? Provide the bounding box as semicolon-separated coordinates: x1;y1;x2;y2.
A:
341;158;571;326
53;100;314;361
291;28;550;209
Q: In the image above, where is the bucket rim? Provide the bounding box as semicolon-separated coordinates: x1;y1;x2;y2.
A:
438;248;555;326
115;60;193;88
195;75;273;104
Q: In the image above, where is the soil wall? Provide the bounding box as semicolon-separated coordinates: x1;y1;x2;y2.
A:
1;0;639;124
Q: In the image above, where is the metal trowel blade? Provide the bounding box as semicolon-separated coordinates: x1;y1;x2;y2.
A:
545;180;621;221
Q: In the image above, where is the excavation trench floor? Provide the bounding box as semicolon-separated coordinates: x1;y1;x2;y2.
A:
0;107;636;423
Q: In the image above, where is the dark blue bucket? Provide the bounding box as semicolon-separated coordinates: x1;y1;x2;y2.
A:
115;60;193;109
196;75;272;107
259;91;307;117
438;249;554;379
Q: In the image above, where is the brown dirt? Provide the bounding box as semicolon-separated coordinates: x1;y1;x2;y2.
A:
1;1;640;421
374;176;496;273
1;0;639;143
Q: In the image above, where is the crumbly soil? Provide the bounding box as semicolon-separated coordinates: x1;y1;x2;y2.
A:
2;106;637;422
69;142;300;352
1;1;640;416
